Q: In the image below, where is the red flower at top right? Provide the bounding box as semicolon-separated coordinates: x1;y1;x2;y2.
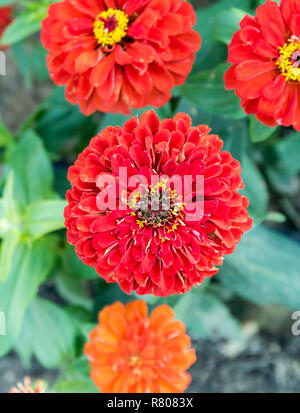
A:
225;0;300;131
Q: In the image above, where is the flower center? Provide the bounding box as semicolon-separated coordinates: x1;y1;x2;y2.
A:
129;179;185;232
93;8;129;47
277;38;300;82
128;355;140;367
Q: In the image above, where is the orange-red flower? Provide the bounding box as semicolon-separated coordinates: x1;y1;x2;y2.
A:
225;0;300;131
9;377;46;393
64;110;252;296
41;0;201;116
84;300;196;393
0;6;13;49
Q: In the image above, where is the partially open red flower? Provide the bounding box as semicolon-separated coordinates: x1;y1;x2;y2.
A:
0;6;13;50
64;110;252;296
84;300;196;393
41;0;201;115
225;0;300;131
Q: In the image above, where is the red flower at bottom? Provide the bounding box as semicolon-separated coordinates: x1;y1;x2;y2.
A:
225;0;300;131
84;300;196;393
64;110;252;296
0;6;13;50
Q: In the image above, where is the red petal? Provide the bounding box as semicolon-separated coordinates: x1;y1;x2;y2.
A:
235;60;275;81
90;216;117;232
90;53;115;87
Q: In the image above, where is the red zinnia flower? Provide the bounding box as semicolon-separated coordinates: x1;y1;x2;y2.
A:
64;110;252;296
41;0;201;115
0;6;13;49
84;300;196;393
225;0;300;131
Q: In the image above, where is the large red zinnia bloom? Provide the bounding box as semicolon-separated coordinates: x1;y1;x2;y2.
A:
84;300;196;393
0;6;13;49
41;0;201;115
64;110;252;296
225;0;300;131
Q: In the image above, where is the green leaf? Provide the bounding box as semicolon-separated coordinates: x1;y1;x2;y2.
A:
193;0;251;72
33;88;98;153
249;115;279;143
0;1;15;5
0;239;54;356
56;272;93;311
25;199;67;240
220;226;300;309
1;172;20;226
213;8;248;45
0;230;20;282
5;130;54;209
174;290;243;342
0;173;21;281
61;245;99;280
11;41;49;89
1;14;42;46
241;155;269;221
0;116;14;147
180;63;246;119
54;357;98;393
15;297;78;369
272;132;300;176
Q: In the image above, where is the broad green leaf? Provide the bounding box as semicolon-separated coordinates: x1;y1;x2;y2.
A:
5;130;54;209
194;0;251;72
25;199;67;240
56;272;93;311
174;290;243;342
0;1;15;5
54;357;98;393
0;173;22;281
33;88;98;153
241;155;269;220
0;239;54;356
61;245;99;280
0;230;20;282
220;226;300;309
1;14;42;46
0;1;61;45
0;117;14;147
272;132;300;176
250;115;279;143
214;8;248;45
2;172;20;224
180;63;246;119
12;41;49;89
16;297;78;369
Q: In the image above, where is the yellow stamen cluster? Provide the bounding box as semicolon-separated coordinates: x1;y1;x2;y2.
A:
127;179;185;239
93;8;129;47
277;39;300;82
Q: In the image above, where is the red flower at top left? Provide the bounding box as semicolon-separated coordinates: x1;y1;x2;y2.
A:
0;6;13;50
41;0;201;116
